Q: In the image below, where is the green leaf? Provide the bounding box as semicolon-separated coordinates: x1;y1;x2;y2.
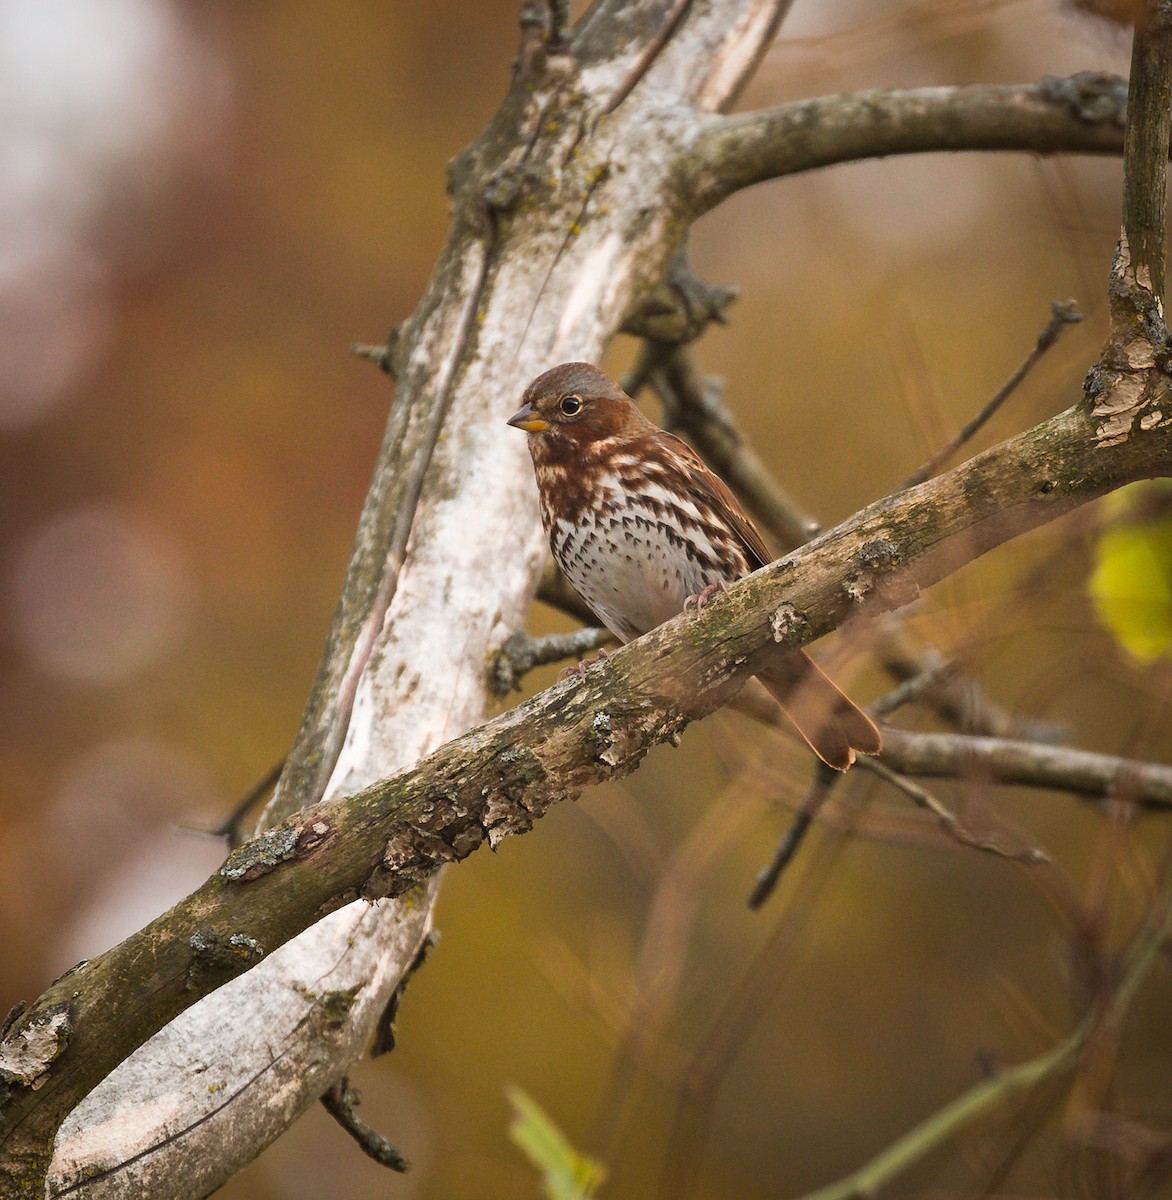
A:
506;1085;605;1200
1090;482;1172;664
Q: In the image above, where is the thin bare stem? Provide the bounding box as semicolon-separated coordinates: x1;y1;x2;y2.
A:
489;627;614;694
857;757;1049;864
900;300;1083;489
206;760;285;847
747;763;838;909
321;1078;408;1172
878;728;1172;812
790;900;1170;1200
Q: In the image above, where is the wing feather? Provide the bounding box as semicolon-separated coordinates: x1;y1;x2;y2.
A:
653;431;773;570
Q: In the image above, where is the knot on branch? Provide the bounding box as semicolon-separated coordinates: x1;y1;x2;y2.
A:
0;1003;72;1098
221;817;334;883
844;539;919;610
484;161;547;215
517;0;572;78
352;324;402;378
770;603;807;644
622;249;737;344
1038;72;1128;126
185;931;265;992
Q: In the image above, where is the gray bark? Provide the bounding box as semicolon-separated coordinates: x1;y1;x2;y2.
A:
34;1;793;1194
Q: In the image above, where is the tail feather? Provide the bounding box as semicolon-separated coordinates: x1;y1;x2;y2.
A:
756;650;882;771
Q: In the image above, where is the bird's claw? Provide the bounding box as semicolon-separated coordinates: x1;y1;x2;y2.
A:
557;647;610;680
684;581;727;613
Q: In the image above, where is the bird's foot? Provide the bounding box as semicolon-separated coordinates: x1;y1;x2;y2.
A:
684;580;727;614
557;646;610;680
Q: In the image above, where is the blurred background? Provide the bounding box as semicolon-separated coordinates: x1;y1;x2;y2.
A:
1;1;1170;1197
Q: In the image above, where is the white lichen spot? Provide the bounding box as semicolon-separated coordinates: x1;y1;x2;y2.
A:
770;603;802;642
0;1007;70;1086
844;573;873;603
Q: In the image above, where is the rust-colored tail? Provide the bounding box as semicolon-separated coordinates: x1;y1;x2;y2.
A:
757;650;882;771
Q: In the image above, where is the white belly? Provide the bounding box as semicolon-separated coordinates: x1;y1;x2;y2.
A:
545;476;732;643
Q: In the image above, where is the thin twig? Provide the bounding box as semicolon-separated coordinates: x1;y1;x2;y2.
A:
747;763;838;909
869;658;962;721
351;325;401;377
874;623;1065;741
490;627;614;694
204;760;285;849
878;727;1172;812
321;1077;408;1172
857;757;1049;865
790;899;1171;1200
900;300;1083;489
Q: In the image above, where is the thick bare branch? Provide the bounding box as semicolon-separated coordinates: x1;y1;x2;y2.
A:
683;75;1130;215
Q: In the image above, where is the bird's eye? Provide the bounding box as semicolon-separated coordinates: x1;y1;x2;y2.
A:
559;395;582;416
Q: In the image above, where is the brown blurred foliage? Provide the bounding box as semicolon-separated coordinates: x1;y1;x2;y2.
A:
0;2;1169;1198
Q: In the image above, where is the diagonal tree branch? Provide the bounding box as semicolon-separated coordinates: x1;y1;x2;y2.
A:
791;896;1171;1200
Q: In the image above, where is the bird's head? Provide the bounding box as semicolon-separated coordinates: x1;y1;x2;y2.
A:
507;362;646;450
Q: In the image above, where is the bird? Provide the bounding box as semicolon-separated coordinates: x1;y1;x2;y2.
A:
507;361;881;770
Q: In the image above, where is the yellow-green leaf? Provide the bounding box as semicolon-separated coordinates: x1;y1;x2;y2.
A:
506;1085;605;1200
1090;483;1172;663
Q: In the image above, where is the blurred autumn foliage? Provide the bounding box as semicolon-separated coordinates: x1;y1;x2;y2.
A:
1;2;1170;1198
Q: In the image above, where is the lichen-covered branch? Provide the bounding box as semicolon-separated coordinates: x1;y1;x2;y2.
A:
34;1;802;1195
13;15;1172;1199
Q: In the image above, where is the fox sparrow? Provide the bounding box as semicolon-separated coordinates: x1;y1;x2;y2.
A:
508;362;881;770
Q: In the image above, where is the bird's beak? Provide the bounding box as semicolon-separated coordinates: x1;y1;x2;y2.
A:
507;402;549;433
